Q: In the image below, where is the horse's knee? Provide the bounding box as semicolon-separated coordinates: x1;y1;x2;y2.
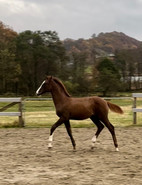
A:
50;125;56;135
100;124;104;130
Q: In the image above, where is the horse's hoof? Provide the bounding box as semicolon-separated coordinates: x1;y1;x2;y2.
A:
73;148;76;152
91;143;95;150
116;147;119;152
91;146;94;150
48;143;52;149
48;146;52;150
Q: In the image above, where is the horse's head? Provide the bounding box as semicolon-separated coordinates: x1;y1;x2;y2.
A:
36;76;53;96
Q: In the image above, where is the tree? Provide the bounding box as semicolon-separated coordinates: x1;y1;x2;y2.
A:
0;21;19;94
115;49;142;90
68;50;92;94
95;58;121;96
16;30;68;95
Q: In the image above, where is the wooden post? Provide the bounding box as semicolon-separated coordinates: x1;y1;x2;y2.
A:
132;93;142;125
19;100;24;127
133;97;137;124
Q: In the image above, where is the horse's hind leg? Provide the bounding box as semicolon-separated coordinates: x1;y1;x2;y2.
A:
90;115;104;149
101;116;119;151
64;120;76;151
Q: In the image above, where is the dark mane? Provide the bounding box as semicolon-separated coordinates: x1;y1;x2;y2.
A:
53;77;71;97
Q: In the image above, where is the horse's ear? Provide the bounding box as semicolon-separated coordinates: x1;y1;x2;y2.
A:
46;75;52;79
48;76;53;81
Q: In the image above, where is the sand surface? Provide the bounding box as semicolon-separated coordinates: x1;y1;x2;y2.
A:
0;127;142;185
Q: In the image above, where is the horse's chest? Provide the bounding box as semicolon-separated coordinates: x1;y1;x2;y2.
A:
56;108;67;118
56;110;62;117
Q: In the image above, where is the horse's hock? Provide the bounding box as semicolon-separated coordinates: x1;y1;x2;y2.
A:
0;98;24;127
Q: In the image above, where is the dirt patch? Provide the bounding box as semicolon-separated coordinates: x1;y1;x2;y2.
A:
0;127;142;185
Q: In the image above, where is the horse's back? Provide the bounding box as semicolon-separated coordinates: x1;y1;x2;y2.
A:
68;96;108;119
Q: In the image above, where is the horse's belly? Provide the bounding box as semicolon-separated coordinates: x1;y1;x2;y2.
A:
70;108;93;120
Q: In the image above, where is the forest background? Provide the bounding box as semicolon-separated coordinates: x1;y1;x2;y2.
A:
0;21;142;97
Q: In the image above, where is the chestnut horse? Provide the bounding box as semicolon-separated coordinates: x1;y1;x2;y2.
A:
36;76;123;151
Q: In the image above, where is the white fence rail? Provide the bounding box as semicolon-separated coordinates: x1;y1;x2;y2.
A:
0;98;24;127
132;93;142;124
0;95;141;127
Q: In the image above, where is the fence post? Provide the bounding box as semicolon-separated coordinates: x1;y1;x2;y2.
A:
133;97;137;124
19;100;24;127
132;93;142;125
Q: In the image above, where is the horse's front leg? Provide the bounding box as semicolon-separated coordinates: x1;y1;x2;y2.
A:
64;120;76;151
48;117;64;149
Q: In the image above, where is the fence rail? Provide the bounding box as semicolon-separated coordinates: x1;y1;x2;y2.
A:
132;93;142;124
0;98;22;102
0;98;24;127
0;95;141;127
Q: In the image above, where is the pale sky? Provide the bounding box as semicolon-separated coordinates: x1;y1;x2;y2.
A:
0;0;142;41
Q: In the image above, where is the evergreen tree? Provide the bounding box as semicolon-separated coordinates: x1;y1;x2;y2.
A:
16;30;68;95
95;58;121;96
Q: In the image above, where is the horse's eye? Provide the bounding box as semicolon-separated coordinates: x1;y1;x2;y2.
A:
42;83;46;87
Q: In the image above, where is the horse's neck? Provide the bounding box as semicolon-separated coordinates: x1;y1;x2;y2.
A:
51;82;68;108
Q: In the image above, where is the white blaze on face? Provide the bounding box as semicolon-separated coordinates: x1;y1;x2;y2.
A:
36;80;46;95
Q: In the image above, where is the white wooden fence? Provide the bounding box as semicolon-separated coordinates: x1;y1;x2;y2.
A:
0;95;141;126
0;98;24;127
132;93;142;124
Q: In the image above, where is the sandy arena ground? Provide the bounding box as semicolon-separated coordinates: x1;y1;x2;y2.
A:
0;127;142;185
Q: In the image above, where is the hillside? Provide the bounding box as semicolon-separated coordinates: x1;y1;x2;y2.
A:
63;31;142;56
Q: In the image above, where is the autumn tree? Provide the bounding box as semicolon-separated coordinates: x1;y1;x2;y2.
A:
0;21;20;94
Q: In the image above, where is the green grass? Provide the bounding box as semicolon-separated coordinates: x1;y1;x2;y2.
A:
0;98;141;128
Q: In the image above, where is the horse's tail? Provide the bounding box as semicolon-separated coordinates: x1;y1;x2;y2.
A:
107;101;123;114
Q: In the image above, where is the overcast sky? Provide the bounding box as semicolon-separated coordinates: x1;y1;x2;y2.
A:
0;0;142;41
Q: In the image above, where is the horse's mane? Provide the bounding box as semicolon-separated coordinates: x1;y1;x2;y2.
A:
53;77;71;97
